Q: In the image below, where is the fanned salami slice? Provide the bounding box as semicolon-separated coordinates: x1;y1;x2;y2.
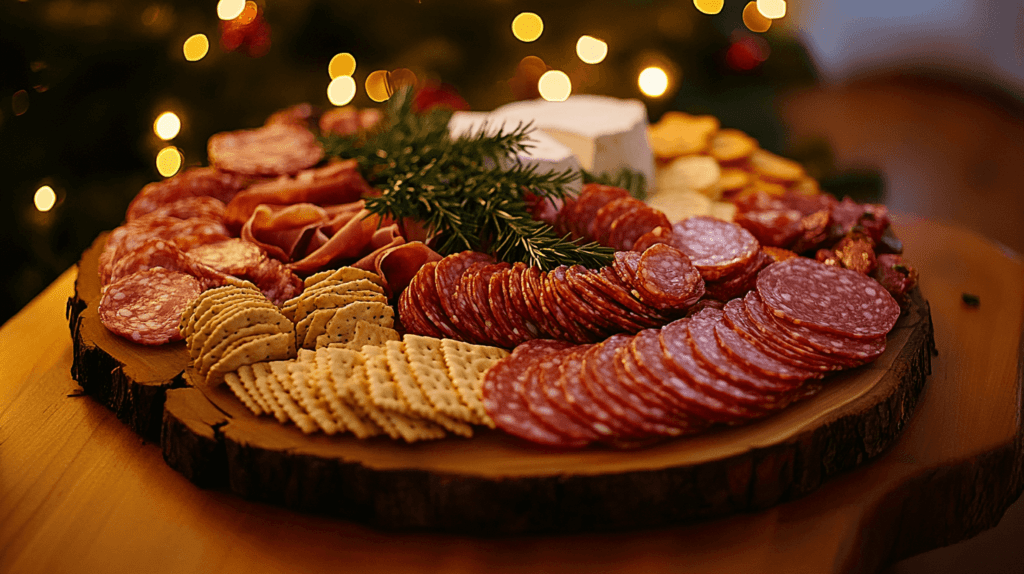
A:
397;278;443;338
559;343;637;438
581;335;678;437
208;123;325;176
635;243;705;311
592;197;642;245
136;196;228;223
488;267;528;347
125;167;250;222
482;339;587;448
568;183;630;239
606;204;671;252
505;263;542;340
435;251;494;340
721;298;834;373
756;257;900;339
247;258;303;305
589;267;664;327
686;308;803;396
614;341;710;434
657;320;775;419
743;291;851;369
521;266;569;341
107;238;216;287
416;261;462;339
98;268;202;345
454;262;496;345
520;347;603;443
703;249;772;302
768;306;886;363
547;267;609;341
537;269;591;344
565;266;649;333
670;216;760;280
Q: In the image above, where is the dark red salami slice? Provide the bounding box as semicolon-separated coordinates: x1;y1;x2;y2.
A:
770;307;886;363
208;123;325;177
581;335;680;437
488;267;529;347
671;216;760;280
685;308;798;396
547;267;609;341
721;298;835;373
631;225;673;253
185;238;266;277
614;341;711;434
606;204;671;252
247;258;303;305
713;320;821;382
756;257;900;339
703;249;772;302
592;197;642;245
397;279;443;338
565;266;649;333
635;243;705;310
742;291;851;369
435;251;494;340
505;263;542;340
568;183;630;239
98;268;202;345
538;268;591;344
454;262;497;345
559;343;638;438
108;238;203;287
521;347;604;442
135;196;228;224
416;261;463;340
125;167;251;222
588;267;665;327
657;319;775;419
521;266;569;341
469;262;515;347
481;339;588;448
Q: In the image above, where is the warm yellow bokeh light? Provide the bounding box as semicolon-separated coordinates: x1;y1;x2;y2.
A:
538;70;571;102
743;2;772;32
756;0;787;19
328;53;356;79
638;66;669;97
153;112;181;140
34;186;56;212
576;35;608;64
327;76;357;106
156;146;183;177
216;0;244;20
365;70;391;102
512;12;544;42
693;0;724;15
183;34;209;62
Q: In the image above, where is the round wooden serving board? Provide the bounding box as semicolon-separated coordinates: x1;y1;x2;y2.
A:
70;232;935;534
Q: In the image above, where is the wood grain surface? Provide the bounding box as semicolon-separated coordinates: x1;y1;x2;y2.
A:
1;216;1021;573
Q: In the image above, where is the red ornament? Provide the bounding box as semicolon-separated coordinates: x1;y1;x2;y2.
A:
413;81;470;112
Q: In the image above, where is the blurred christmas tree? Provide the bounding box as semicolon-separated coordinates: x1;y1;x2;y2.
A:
0;0;819;324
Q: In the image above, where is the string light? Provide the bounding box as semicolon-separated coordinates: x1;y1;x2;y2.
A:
34;186;56;212
156;146;183;177
327;76;357;106
365;70;390;102
183;34;209;61
329;53;356;79
512;12;544;42
693;0;724;15
743;2;772;32
756;0;786;19
217;0;245;21
576;36;608;64
153;112;181;140
638;67;669;97
538;70;571;102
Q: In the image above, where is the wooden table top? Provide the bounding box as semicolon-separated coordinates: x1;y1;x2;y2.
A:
1;215;1022;574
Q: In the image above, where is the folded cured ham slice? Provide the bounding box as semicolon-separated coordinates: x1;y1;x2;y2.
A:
125;168;252;222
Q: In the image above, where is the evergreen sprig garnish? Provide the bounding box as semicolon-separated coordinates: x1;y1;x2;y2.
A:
320;87;614;270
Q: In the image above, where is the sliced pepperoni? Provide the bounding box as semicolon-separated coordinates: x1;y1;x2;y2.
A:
714;320;821;382
547;266;609;341
559;343;638;438
635;243;705;311
742;291;851;369
454;262;496;345
606;204;671;252
417;261;463;339
720;298;834;373
565;266;650;333
520;347;604;443
569;183;631;240
435;251;494;340
657;319;774;420
397;279;443;338
521;266;569;341
615;340;711;434
588;267;665;327
538;268;592;344
487;267;528;347
98;268;202;345
756;257;900;340
482;340;587;448
471;262;514;347
505;263;542;340
208;123;324;177
593;197;642;245
671;216;760;280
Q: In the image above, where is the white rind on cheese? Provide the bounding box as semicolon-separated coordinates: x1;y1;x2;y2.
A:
448;111;582;196
490;95;656;191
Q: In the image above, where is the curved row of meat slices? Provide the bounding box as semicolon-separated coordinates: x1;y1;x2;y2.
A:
480;257;901;448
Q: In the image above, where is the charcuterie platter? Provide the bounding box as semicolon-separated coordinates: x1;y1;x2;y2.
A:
68;89;934;533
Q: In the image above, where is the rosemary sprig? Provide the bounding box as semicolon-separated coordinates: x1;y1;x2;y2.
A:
320;87;614;270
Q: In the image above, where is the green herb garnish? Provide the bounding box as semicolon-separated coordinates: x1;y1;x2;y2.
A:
320;87;614;270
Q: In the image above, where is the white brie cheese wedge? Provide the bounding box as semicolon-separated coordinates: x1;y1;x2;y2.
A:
490;95;656;191
448;111;582;196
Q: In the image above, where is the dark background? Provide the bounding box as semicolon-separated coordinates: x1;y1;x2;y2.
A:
0;0;824;325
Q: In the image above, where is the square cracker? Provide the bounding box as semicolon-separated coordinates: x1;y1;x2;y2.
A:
185;290;265;340
324;319;400;350
296;308;335;350
382;341;473;437
207;332;296;384
326;348;402;441
189;299;279;356
304;267;384;289
267;361;319;434
237;364;272;413
224;371;264;415
293;290;386;326
440;339;509;427
313;348;381;439
250;362;289;423
361;345;409;414
403;335;477;424
197;319;293;373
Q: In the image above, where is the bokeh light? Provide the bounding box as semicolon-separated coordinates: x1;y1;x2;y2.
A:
743;2;772;32
756;0;787;19
12;90;29;116
512;12;544;42
638;66;669;97
387;68;417;95
156;146;183;177
693;0;724;15
183;34;209;61
329;53;356;79
216;0;245;20
34;186;56;212
576;35;608;64
327;76;357;106
538;70;571;102
153;111;181;140
365;70;391;102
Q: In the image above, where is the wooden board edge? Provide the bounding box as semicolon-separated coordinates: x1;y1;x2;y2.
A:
157;290;936;534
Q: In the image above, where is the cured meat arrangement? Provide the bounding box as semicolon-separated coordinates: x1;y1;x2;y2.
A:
481;257;900;447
